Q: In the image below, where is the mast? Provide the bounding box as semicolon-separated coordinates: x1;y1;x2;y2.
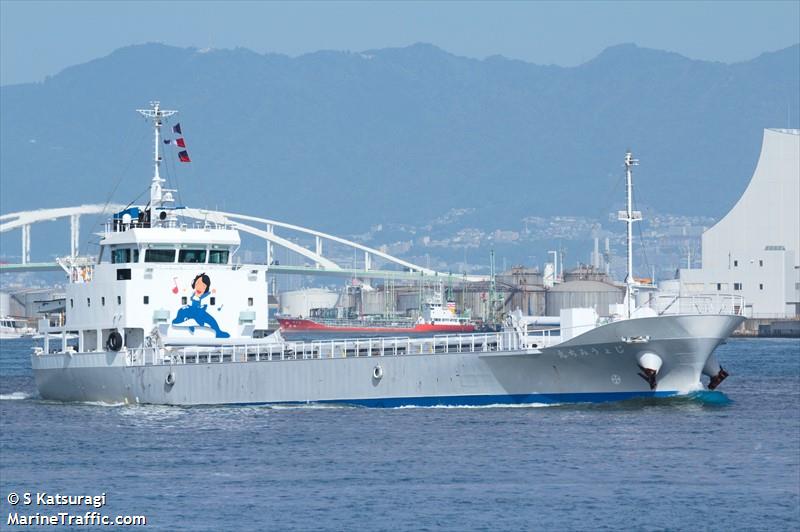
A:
489;249;497;323
618;151;642;317
136;101;177;211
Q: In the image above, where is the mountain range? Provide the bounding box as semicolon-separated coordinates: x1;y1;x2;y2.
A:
1;42;798;261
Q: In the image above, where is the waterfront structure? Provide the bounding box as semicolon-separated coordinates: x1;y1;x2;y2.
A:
0;288;63;318
679;129;800;318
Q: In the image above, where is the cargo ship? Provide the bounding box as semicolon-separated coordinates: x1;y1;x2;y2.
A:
277;294;475;334
30;102;743;407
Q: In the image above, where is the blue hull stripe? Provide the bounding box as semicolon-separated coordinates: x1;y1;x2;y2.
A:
232;391;679;408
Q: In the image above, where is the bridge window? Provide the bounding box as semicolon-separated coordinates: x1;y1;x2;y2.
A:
117;296;121;305
179;249;207;263
209;297;216;306
112;248;139;264
248;297;254;307
101;297;105;306
734;283;743;291
145;249;176;263
209;250;229;264
143;296;149;305
87;298;91;307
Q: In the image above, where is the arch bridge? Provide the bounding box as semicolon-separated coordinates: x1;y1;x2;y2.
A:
0;205;487;282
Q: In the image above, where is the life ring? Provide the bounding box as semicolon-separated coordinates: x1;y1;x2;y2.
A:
106;331;123;352
166;372;176;386
373;365;383;380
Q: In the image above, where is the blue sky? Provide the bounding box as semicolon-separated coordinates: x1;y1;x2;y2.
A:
1;0;798;85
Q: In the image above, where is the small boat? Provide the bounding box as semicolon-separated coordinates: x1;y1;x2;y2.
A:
0;317;35;339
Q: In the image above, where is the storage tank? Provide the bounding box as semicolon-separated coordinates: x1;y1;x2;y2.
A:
395;292;419;314
279;288;339;317
360;290;388;315
507;290;546;316
545;280;624;317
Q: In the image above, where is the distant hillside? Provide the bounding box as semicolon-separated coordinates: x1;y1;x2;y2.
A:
1;42;798;239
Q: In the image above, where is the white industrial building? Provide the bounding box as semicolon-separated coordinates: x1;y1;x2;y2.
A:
679;128;799;318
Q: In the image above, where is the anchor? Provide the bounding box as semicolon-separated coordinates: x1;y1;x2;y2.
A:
637;366;657;390
636;352;662;390
703;354;730;390
708;366;729;390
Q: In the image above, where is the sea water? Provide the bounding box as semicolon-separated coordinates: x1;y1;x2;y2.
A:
1;337;798;531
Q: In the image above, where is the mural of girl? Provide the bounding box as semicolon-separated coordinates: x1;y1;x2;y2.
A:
172;273;230;338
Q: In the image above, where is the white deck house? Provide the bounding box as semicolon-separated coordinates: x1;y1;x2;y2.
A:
679;129;800;318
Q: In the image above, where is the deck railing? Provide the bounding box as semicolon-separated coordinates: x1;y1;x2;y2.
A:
40;294;747;367
124;331;522;367
643;294;745;316
104;219;235;234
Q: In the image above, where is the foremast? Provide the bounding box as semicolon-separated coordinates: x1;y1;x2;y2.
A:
136;101;178;213
619;151;642;318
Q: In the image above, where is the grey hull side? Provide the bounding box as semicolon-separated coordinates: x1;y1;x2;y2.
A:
32;315;743;406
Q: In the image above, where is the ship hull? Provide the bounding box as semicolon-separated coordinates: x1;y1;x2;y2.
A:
32;315;743;407
277;317;475;334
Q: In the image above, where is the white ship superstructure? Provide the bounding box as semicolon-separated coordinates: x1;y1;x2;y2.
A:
37;103;268;357
32;103;744;406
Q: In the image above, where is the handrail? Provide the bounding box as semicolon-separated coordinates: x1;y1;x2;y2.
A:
38;296;747;366
645;294;745;316
108;331;521;367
